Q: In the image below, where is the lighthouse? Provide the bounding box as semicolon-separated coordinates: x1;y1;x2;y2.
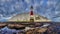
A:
8;5;51;22
30;6;34;22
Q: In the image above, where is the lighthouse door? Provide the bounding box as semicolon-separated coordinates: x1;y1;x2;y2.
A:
30;17;34;22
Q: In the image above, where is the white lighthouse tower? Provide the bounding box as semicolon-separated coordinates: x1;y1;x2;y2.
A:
30;6;34;22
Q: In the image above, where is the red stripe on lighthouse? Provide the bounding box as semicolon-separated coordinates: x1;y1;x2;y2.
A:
30;11;33;15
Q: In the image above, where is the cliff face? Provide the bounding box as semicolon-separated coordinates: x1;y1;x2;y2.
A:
8;13;51;22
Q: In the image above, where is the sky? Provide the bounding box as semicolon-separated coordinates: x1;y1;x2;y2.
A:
0;0;60;22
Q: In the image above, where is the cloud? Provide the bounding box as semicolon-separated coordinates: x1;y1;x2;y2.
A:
25;0;30;3
40;0;44;5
